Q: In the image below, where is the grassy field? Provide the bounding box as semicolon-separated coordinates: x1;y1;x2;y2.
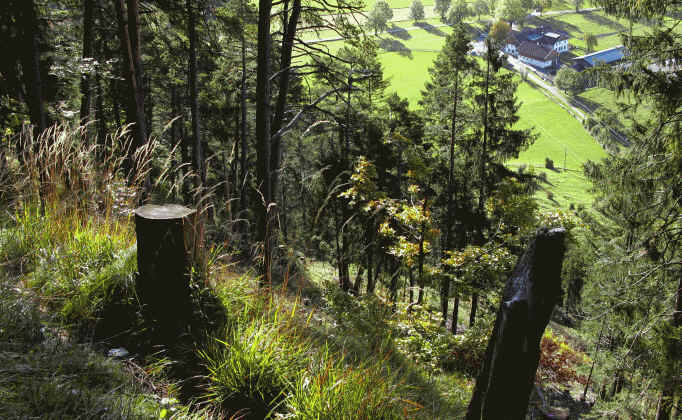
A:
312;10;611;211
375;24;607;209
510;82;607;209
577;86;652;130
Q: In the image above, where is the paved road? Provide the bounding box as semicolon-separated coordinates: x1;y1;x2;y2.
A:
530;7;601;17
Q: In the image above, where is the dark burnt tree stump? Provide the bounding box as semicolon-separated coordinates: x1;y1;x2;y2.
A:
134;204;198;340
466;227;567;420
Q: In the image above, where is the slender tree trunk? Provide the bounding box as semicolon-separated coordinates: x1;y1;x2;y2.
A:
19;0;46;134
95;71;106;149
239;0;249;234
451;294;460;334
367;222;375;294
270;0;301;195
80;0;95;129
656;273;682;420
442;71;461;325
187;0;204;185
255;0;273;284
115;0;147;153
469;293;479;327
409;267;415;303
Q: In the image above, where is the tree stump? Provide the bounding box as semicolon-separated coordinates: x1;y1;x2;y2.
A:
134;204;197;340
466;227;567;420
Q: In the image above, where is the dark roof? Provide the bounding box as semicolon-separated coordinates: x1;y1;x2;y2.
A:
518;42;557;61
505;32;521;46
572;46;624;67
514;26;570;43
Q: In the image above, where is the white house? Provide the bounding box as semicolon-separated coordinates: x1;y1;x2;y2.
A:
539;32;570;53
503;27;570;63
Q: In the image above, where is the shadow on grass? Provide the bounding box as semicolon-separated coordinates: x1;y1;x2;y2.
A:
389;23;412;40
378;37;413;58
526;16;582;35
415;21;447;37
303;289;469;417
581;11;626;32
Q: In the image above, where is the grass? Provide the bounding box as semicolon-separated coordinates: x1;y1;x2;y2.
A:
0;124;475;418
368;23;607;210
510;81;607;209
576;86;652;129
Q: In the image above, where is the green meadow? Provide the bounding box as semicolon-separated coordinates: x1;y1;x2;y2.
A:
375;23;607;210
312;9;619;211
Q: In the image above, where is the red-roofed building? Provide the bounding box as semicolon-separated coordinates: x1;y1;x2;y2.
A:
517;41;558;69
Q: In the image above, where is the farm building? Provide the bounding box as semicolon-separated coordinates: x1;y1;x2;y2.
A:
503;26;569;68
517;42;559;69
572;46;625;71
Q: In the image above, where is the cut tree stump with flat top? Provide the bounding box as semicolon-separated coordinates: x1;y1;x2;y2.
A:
134;204;197;340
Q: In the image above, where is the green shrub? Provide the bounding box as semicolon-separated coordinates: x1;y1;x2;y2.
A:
545;157;555;170
200;320;309;418
287;353;413;420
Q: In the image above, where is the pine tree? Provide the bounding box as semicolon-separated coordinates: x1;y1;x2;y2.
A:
582;0;682;415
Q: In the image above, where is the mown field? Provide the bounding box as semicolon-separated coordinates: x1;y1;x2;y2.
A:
311;8;620;211
374;22;607;209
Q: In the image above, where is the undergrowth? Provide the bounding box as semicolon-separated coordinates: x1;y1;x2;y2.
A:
0;123;592;418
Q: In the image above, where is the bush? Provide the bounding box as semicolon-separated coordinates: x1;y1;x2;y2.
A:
538;329;589;386
200;321;308;418
545;157;555;170
287;354;411;420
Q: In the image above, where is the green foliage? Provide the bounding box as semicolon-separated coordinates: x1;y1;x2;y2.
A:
473;0;489;20
447;0;472;23
395;308;462;374
200;320;308;418
489;19;511;42
286;353;414;420
584;32;598;52
555;67;585;96
495;0;528;24
434;0;452;21
367;0;393;34
410;0;426;21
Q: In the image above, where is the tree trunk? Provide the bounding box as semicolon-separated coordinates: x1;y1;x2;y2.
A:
270;0;301;202
80;0;95;128
469;293;478;327
656;272;682;420
409;267;415;303
115;0;148;169
187;0;204;186
451;293;460;334
116;0;146;149
134;204;198;342
239;0;249;234
466;227;567;420
442;70;461;326
18;0;46;134
255;0;273;284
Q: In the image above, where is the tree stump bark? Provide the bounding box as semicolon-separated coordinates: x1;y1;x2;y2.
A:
134;204;197;340
465;227;567;420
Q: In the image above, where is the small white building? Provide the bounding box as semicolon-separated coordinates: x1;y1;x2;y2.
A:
539;32;570;53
